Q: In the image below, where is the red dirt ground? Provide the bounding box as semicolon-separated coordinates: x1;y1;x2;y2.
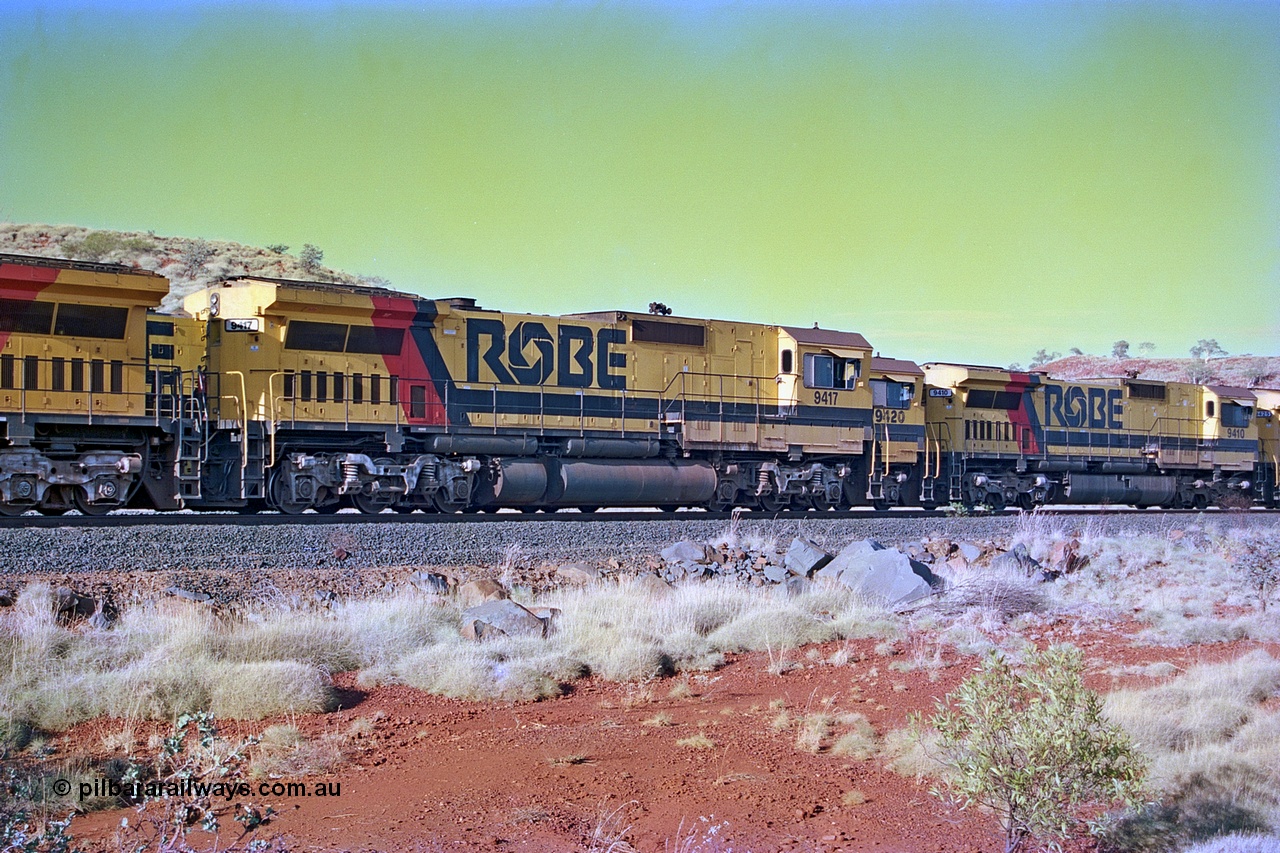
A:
55;626;1279;853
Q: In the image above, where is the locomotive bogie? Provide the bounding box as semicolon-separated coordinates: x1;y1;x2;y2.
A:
0;448;141;514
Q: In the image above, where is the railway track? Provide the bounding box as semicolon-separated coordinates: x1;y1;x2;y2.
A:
1;506;1274;529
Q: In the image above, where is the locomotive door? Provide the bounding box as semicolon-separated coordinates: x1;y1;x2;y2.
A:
776;338;799;416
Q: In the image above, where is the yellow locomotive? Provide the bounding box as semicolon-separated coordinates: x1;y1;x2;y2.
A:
179;276;902;513
921;363;1261;510
0;252;1270;515
0;254;202;515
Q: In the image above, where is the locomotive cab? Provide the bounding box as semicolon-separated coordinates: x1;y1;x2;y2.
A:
866;357;926;509
1198;386;1261;507
765;328;880;508
1254;389;1279;508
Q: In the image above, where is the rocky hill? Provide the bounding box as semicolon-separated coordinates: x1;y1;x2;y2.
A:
1040;354;1280;390
5;223;1275;389
0;222;387;314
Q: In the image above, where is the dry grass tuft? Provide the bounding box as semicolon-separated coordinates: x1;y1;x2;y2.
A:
830;714;879;760
794;713;833;753
666;679;694;701
250;724;344;778
939;566;1045;618
675;733;716;750
1105;651;1280;754
881;726;946;780
840;789;868;807
1102;652;1280;852
768;699;791;732
1178;834;1280;853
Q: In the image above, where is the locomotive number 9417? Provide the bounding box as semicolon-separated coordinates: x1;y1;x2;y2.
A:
813;390;840;406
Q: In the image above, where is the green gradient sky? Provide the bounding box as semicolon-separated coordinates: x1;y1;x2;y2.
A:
2;1;1277;364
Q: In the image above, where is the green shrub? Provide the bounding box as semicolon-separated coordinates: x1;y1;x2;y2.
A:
923;645;1146;853
62;229;154;261
299;243;324;274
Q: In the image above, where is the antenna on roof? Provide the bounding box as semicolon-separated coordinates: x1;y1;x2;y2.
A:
648;302;672;316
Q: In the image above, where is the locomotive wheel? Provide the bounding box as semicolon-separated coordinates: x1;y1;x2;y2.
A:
71;489;114;517
657;505;679;513
352;492;396;515
809;493;837;511
706;487;737;512
0;502;31;517
1192;493;1210;510
579;506;601;514
757;492;787;512
269;473;311;515
432;492;469;513
985;493;1006;512
871;499;890;512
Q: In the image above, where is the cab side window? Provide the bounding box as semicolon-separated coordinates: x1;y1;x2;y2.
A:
1222;403;1251;428
803;353;859;389
870;379;913;409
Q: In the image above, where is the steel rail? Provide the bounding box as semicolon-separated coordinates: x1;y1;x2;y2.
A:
1;506;1275;530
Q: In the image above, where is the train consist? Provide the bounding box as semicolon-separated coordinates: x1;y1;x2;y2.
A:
1;252;1275;516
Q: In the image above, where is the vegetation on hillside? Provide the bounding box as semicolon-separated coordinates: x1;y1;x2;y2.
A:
1014;343;1277;388
0;222;391;314
1042;354;1278;388
3;222;1273;386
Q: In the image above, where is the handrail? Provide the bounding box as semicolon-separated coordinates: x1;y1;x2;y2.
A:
922;421;929;477
4;354;198;428
868;427;877;479
266;372;285;466
224;370;249;472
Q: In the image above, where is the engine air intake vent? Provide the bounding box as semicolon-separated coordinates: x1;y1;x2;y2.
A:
631;318;705;347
